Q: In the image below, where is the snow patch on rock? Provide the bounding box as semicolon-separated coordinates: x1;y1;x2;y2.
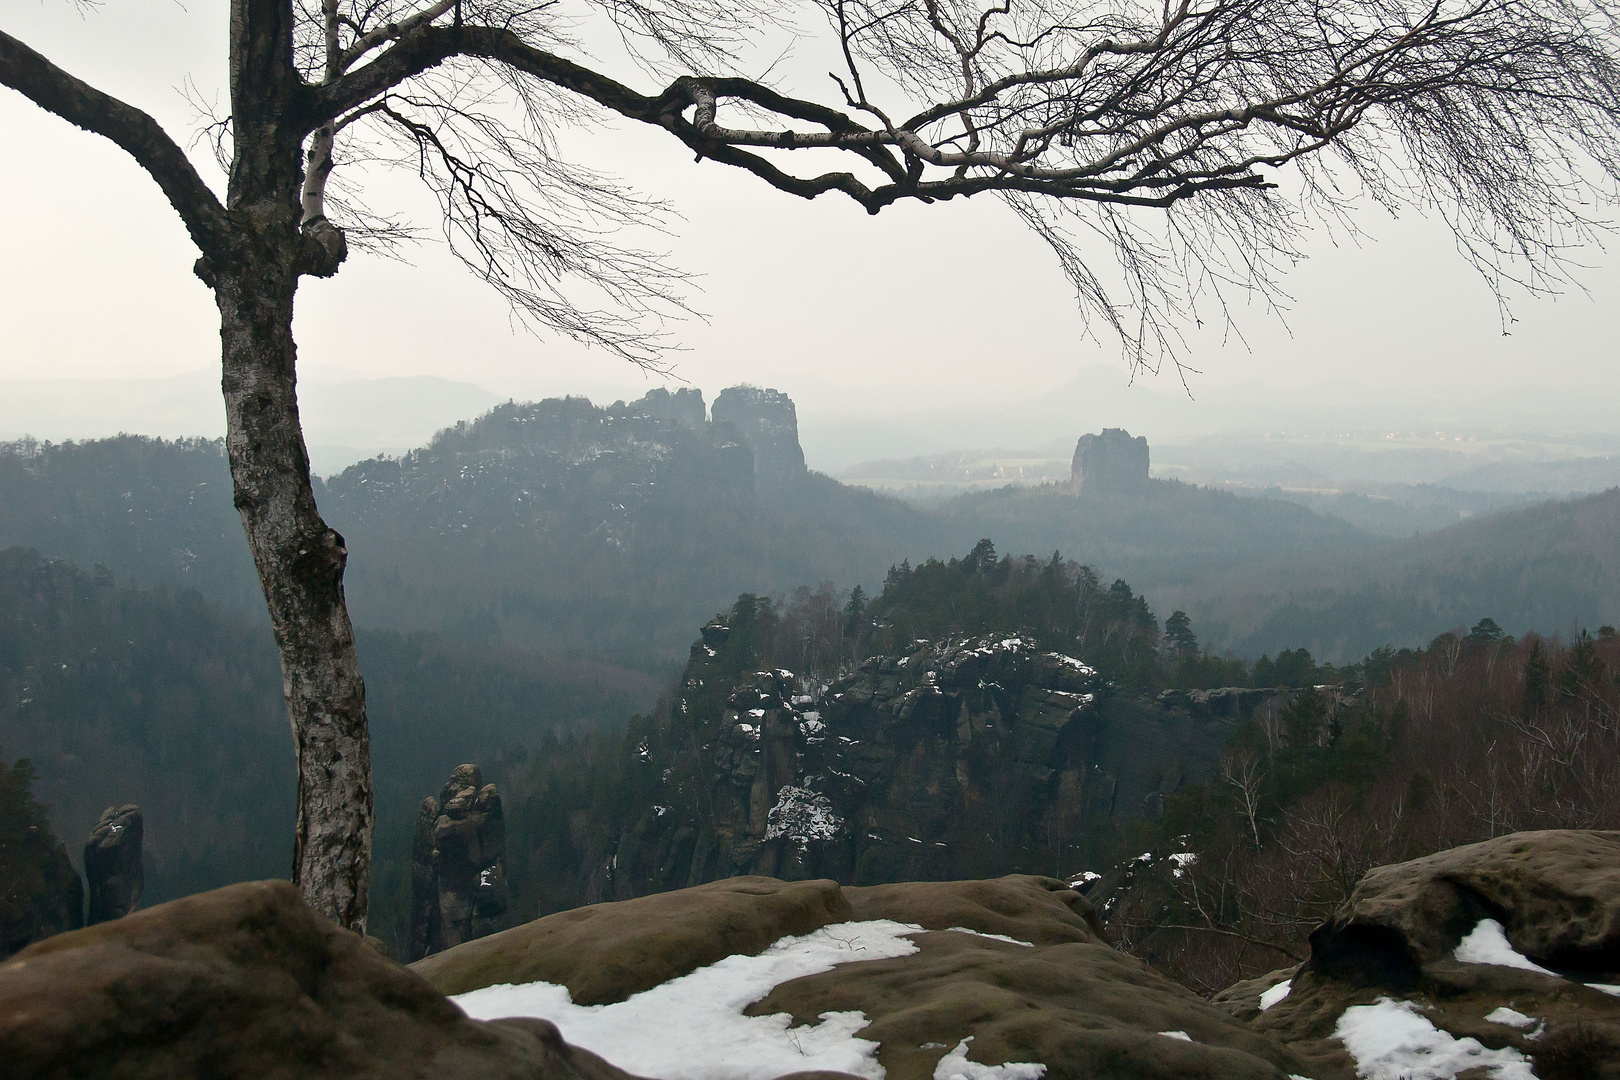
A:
765;785;842;847
933;1036;1045;1080
455;921;921;1080
1333;997;1535;1080
1453;919;1558;976
1259;979;1292;1011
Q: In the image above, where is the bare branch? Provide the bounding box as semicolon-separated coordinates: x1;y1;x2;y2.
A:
0;29;228;258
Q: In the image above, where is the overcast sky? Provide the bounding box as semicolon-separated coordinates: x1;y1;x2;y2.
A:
3;2;1618;432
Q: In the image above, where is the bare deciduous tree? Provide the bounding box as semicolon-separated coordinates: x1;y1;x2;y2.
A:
4;0;1619;929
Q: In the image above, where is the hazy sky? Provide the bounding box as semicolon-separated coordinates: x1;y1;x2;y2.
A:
3;3;1618;426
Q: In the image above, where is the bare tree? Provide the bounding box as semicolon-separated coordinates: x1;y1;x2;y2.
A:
4;0;1619;929
1219;747;1267;850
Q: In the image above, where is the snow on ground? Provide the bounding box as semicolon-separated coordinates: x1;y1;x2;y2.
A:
934;1037;1045;1080
1158;1031;1192;1041
1483;1007;1536;1029
942;927;1033;947
1588;982;1620;996
1333;998;1536;1080
1259;978;1292;1011
1453;919;1558;975
454;921;1048;1080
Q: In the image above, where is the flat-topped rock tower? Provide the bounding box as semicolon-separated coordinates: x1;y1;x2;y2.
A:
1071;428;1149;493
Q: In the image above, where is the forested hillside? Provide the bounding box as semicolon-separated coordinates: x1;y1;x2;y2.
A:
0;437;260;613
1098;624;1620;993
492;541;1364;927
0;549;647;942
1175;487;1620;659
939;478;1375;589
323;395;939;672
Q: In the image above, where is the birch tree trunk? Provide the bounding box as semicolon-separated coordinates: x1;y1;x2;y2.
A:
213;0;371;932
214;256;372;933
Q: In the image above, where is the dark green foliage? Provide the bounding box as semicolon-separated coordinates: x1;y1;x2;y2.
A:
1524;639;1552;713
1;748;84;958
1109;629;1620;994
1558;631;1606;700
1164;611;1198;657
320;402;940;675
0;437;261;616
0;548;651;956
862;545;1162;687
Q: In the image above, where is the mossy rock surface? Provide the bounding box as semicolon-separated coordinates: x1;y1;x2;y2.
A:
750;931;1308;1080
412;875;854;1003
1221;830;1620;1080
424;873;1307;1080
1309;828;1620;981
0;880;641;1080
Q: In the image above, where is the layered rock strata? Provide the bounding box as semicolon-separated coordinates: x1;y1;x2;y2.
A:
712;385;807;484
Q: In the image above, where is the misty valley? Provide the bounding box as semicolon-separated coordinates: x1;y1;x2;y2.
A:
4;382;1620;1079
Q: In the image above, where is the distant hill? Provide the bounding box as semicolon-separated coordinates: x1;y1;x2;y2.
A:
0;370;505;476
11;395;1612;675
941;478;1375;591
1173;487;1620;660
0;437;261;614
321;392;939;673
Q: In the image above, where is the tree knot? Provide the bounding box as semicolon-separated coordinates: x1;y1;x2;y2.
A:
297;218;349;279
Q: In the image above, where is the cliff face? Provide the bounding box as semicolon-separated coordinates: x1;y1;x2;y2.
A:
1071;428;1149;493
711;386;807;485
578;629;1241;904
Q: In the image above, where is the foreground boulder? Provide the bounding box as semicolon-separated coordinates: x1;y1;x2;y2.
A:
1219;830;1620;1080
418;874;1309;1080
84;803;143;924
0;879;641;1080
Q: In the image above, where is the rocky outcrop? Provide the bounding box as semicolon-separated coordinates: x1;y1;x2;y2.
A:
597;634;1105;897
1071;428;1149;493
0;879;641;1080
409;765;509;962
581;632;1240;905
415;876;857;1002
1308;829;1620;985
712;385;807;484
625;386;706;428
84;803;142;924
417;874;1311;1080
1224;831;1620;1080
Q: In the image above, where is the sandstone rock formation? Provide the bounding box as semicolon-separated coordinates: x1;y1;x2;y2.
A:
598;635;1109;897
0;880;640;1080
83;803;142;925
1071;428;1149;493
1221;830;1620;1079
416;874;1311;1080
581;631;1245;905
626;386;706;428
409;765;509;962
712;385;808;484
